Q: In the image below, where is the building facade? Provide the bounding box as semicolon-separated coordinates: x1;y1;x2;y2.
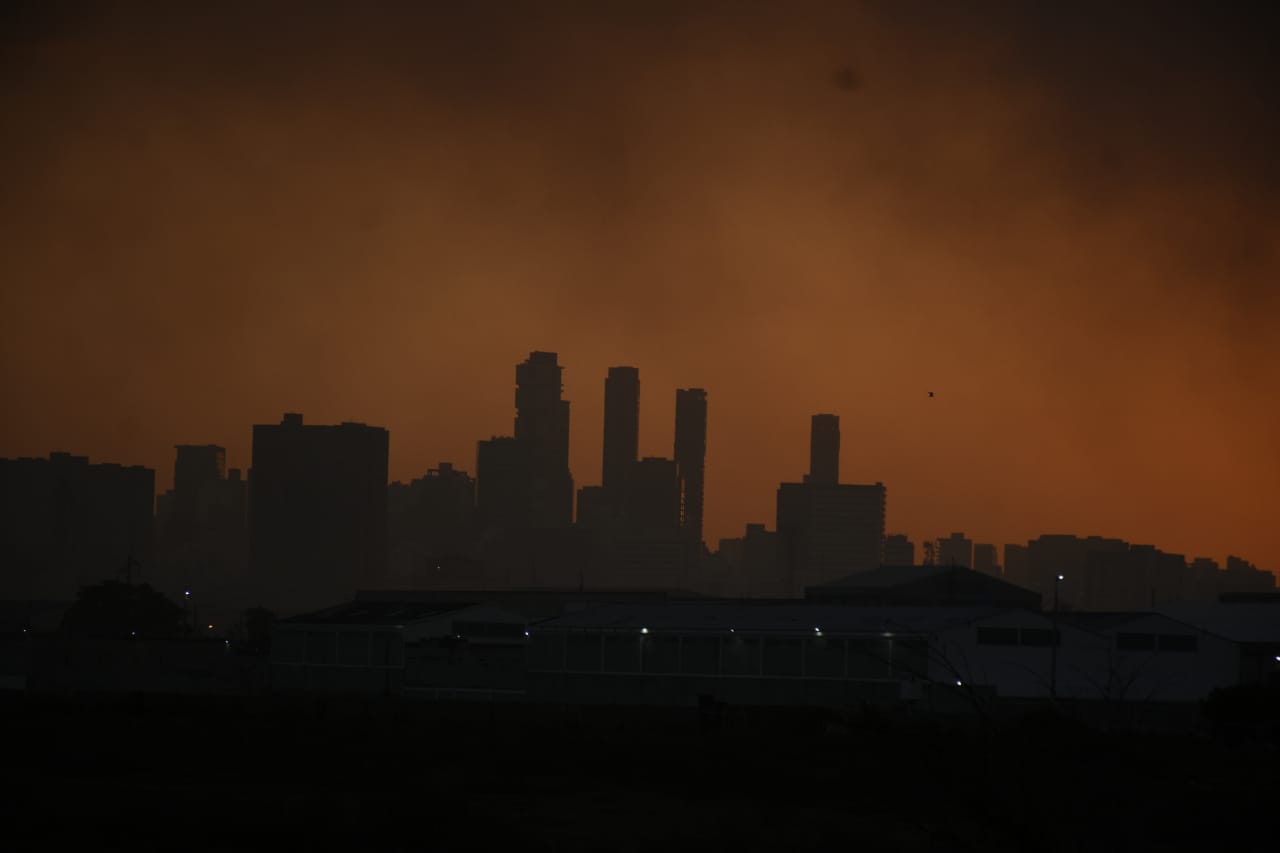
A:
249;413;389;614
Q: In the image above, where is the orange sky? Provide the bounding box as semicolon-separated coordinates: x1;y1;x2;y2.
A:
2;2;1277;574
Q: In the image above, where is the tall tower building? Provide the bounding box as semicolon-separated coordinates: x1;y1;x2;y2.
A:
602;366;640;498
169;445;227;548
476;436;530;532
514;351;574;527
775;413;885;595
174;445;226;501
624;457;682;534
807;414;840;485
674;388;708;545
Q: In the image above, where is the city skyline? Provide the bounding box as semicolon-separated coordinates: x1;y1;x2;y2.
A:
4;4;1279;846
3;2;1278;576
3;345;1274;587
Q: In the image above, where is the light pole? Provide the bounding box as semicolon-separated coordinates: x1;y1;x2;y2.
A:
1050;574;1063;700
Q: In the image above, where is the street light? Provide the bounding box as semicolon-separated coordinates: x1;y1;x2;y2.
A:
1051;574;1064;700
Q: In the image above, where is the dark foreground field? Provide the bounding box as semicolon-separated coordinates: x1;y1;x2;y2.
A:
2;692;1276;852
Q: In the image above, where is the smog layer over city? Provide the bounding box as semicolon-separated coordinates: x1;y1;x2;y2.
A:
1;2;1277;850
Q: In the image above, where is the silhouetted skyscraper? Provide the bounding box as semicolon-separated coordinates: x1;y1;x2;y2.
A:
249;413;388;613
0;452;154;600
166;445;227;551
883;534;915;566
174;445;225;506
807;414;840;485
776;415;885;595
515;352;574;528
742;523;780;597
476;436;529;532
602;366;639;499
1004;543;1030;587
388;462;478;586
624;457;682;534
973;543;999;575
777;482;886;594
157;444;247;607
938;533;973;569
674;388;707;545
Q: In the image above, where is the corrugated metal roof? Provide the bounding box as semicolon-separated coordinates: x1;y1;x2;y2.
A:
811;565;954;589
1056;612;1154;633
1156;603;1280;644
282;601;477;626
532;602;1008;635
810;565;1034;595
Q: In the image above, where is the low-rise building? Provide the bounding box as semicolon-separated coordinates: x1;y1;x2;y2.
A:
525;602;1005;709
271;600;528;694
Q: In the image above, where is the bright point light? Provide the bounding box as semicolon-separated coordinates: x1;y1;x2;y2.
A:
184;590;191;597
207;624;213;630
814;627;821;633
523;630;530;637
955;680;962;686
729;628;735;633
1057;575;1065;581
131;631;136;637
640;627;649;634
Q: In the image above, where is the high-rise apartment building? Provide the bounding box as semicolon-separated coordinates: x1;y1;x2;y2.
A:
806;414;840;485
775;414;885;595
514;351;574;528
674;388;707;545
249;413;388;613
602;366;640;499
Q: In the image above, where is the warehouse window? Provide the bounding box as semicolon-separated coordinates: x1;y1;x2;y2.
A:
566;633;602;671
642;636;680;674
681;636;720;675
1116;633;1156;651
804;637;844;678
1157;634;1198;653
305;631;335;665
337;632;369;666
1020;629;1060;647
603;635;642;673
847;639;892;679
762;638;803;677
527;633;565;671
273;630;305;664
721;636;761;676
976;627;1019;646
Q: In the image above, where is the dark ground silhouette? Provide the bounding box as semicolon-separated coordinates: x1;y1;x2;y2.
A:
2;692;1275;851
